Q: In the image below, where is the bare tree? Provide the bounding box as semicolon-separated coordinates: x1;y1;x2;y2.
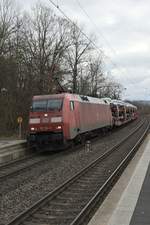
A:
97;79;123;99
87;56;105;96
0;1;123;136
22;4;71;94
0;0;18;55
64;23;93;93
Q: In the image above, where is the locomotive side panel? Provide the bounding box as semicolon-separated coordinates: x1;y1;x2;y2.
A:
63;96;113;141
78;102;113;133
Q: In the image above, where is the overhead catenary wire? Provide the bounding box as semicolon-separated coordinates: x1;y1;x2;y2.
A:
74;0;136;86
47;0;135;88
75;0;118;56
48;0;121;69
48;0;103;55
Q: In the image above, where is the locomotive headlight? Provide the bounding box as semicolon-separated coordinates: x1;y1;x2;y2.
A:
56;125;62;129
51;117;62;123
30;127;37;131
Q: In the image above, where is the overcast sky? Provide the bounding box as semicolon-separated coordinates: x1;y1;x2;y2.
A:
18;0;150;100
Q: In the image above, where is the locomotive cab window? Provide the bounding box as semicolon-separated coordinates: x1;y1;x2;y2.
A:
32;99;63;112
70;101;74;111
32;100;47;112
47;99;63;111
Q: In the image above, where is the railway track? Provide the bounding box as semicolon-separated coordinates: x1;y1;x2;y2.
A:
6;119;149;225
0;141;87;181
0;152;52;180
0;118;143;181
0;142;88;181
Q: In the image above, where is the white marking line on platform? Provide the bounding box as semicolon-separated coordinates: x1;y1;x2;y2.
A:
88;134;150;225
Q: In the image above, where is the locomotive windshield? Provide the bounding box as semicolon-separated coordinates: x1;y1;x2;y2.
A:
32;99;63;112
47;99;63;111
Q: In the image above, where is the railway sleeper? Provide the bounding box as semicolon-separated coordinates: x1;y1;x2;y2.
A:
33;213;75;220
38;208;80;216
70;182;101;190
75;179;102;186
58;190;98;200
66;187;98;193
23;222;44;225
71;179;99;185
25;216;73;225
58;191;94;198
44;204;85;214
46;201;86;209
56;195;92;202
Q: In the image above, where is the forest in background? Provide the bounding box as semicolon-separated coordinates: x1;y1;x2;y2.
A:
0;0;125;136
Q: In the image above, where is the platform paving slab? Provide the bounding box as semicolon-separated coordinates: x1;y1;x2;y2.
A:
88;134;150;225
0;139;27;164
129;162;150;225
0;140;25;148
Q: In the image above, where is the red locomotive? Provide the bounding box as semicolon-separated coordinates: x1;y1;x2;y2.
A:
27;93;137;149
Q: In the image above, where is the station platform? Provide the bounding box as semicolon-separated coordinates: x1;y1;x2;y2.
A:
88;134;150;225
0;139;27;164
0;139;25;148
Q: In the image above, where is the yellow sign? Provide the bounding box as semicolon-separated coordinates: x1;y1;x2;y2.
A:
17;116;23;124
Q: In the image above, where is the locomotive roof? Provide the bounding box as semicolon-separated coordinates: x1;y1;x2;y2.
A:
33;93;66;100
33;93;109;105
32;93;137;108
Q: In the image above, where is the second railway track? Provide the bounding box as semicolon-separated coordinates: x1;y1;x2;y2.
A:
0;118;142;181
0;152;51;180
6;119;149;225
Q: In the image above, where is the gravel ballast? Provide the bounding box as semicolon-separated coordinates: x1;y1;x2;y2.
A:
0;119;143;224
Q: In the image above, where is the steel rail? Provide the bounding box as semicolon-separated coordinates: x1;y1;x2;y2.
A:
0;152;53;180
6;119;148;225
0;151;37;170
0;137;89;181
71;120;149;225
0;118;142;181
0;142;87;181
